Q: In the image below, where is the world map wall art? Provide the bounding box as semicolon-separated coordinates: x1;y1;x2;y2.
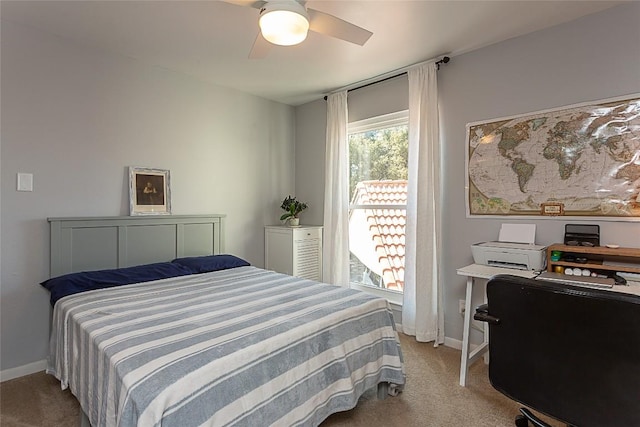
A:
466;94;640;220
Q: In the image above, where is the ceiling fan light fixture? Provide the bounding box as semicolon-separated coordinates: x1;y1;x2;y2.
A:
259;2;309;46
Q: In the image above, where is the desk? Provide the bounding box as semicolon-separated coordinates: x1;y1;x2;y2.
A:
456;264;538;386
456;264;640;386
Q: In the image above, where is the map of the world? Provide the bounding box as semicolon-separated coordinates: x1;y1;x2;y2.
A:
466;95;640;219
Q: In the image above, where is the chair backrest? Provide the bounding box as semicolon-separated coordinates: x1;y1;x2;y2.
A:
485;274;640;427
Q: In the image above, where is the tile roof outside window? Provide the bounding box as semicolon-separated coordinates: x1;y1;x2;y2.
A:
349;180;407;291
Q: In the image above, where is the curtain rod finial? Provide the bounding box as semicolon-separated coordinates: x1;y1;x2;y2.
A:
436;56;450;70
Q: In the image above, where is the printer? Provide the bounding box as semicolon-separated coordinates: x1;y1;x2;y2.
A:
471;241;547;271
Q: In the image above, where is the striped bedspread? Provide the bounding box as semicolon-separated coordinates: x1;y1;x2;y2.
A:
47;266;405;427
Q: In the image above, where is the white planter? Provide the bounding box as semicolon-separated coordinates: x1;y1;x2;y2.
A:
289;217;300;227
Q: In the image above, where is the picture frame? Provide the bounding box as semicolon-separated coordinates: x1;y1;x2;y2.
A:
129;167;171;215
465;93;640;220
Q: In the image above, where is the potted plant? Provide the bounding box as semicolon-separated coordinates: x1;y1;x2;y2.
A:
280;195;308;226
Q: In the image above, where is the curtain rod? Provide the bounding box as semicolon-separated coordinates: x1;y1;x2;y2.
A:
323;56;450;101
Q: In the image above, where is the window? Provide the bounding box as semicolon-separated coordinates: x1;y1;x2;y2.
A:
348;111;408;304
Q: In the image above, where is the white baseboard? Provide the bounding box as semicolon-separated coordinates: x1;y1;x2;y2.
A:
444;336;463;350
396;333;477;354
444;337;484;356
0;359;47;383
397;325;467;352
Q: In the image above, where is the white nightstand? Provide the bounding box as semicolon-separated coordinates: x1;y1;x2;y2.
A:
265;225;323;281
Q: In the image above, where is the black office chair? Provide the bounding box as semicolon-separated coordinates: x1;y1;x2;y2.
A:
474;274;640;427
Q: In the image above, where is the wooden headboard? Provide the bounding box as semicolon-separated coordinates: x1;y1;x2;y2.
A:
48;215;225;277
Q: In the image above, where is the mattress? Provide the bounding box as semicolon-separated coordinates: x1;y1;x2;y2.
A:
47;266;405;427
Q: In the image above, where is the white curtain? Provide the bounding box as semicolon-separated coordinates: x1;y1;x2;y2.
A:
402;62;444;344
322;91;350;286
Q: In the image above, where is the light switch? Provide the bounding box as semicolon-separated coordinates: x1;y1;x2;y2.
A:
17;173;33;192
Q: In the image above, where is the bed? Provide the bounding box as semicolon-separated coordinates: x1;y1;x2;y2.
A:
43;215;405;427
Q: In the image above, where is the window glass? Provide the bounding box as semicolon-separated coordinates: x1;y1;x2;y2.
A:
348;111;408;297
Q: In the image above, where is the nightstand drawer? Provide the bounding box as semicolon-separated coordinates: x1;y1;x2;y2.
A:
293;227;322;242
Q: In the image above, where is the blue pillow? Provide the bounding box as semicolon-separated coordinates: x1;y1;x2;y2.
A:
172;254;250;273
41;262;194;307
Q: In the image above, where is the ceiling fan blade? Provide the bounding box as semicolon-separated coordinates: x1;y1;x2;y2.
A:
307;8;372;46
248;32;271;59
220;0;265;9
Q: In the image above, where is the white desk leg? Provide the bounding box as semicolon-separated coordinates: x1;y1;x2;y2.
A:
459;276;474;386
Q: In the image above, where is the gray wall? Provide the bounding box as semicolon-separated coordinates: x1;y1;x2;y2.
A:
295;3;640;345
1;20;295;372
2;2;638;375
294;99;326;227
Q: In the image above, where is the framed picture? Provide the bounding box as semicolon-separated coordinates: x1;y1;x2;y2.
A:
466;93;640;220
129;167;171;215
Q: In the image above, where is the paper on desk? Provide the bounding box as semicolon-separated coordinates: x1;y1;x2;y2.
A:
499;223;536;244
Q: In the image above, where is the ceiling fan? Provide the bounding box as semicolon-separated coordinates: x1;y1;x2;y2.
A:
223;0;373;58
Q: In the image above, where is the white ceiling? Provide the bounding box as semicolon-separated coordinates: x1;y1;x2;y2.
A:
1;1;626;106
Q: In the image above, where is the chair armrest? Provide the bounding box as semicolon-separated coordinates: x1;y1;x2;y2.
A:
473;303;501;325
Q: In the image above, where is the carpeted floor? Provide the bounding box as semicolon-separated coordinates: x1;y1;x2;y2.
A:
0;333;560;426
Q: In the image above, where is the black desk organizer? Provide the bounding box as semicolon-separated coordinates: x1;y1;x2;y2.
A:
564;224;600;247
